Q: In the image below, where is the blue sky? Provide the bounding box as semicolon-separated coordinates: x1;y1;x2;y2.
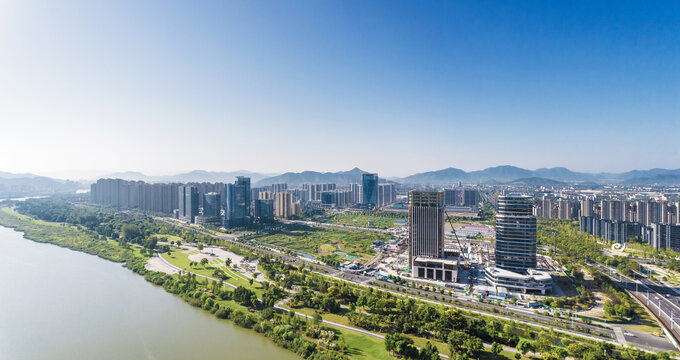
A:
0;0;678;178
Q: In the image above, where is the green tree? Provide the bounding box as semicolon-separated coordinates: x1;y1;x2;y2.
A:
225;258;232;267
200;257;209;266
516;339;535;356
491;342;503;358
122;224;141;240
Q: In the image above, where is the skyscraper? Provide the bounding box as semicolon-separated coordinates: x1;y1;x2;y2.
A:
202;192;221;217
254;199;274;222
408;190;456;281
495;194;537;273
178;185;199;223
408;191;445;263
361;173;378;208
224;177;251;228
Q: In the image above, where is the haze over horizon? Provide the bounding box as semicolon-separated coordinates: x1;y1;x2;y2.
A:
1;1;678;178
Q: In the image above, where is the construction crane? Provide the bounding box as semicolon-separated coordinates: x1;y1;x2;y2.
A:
444;209;470;270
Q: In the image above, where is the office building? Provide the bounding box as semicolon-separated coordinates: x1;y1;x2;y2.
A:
254;199;275;222
408;191;458;282
202;192;221;217
224;177;251;228
361;173;378;208
495;195;537;272
178;185;199;223
195;192;221;226
486;194;551;294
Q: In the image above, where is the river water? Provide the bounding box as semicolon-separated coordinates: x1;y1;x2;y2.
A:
0;226;299;360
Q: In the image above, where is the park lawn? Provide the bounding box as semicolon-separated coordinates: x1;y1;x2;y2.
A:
339;329;392;360
320;211;407;230
251;223;389;261
284;305;353;326
161;249;264;296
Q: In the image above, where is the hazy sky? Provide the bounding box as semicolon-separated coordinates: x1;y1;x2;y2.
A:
1;0;678;179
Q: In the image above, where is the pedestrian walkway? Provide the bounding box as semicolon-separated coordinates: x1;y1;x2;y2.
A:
613;327;627;346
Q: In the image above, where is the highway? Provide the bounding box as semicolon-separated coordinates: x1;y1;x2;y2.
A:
588;260;680;350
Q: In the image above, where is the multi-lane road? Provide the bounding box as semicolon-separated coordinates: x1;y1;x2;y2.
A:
588;260;680;349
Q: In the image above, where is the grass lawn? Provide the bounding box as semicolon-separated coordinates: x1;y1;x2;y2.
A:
340;329;392;360
250;223;389;261
318;211;407;230
161;249;264;296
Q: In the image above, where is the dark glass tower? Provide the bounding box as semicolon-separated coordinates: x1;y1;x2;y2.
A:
495;194;537;273
202;192;221;217
224;176;251;228
361;173;378;208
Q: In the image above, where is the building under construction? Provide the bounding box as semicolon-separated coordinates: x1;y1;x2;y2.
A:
408;190;458;282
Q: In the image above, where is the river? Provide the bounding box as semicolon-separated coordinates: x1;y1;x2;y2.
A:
0;225;299;360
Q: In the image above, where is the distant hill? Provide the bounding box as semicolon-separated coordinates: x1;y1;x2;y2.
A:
506;177;567;186
255;168;374;186
0;172;81;198
623;174;680;186
104;170;273;183
396;166;680;185
399;167;468;184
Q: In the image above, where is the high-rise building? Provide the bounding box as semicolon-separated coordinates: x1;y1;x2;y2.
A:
408;191;457;282
580;198;594;217
443;188;457;205
178;185;199;223
557;199;569;219
224;177;251;228
541;197;553;218
408;191;444;262
259;191;275;200
254;199;274;222
275;191;293;218
650;223;680;251
495;194;537;273
272;183;288;193
349;183;362;204
378;183;396;207
462;189;479;207
361;173;378;208
202;192;221;217
647;200;661;226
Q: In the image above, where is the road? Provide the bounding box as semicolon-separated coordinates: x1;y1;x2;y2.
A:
588;260;680;351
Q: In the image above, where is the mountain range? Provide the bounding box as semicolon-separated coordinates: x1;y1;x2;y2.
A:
2;166;680;196
395;166;680;185
102;170;275;183
0;173;81;198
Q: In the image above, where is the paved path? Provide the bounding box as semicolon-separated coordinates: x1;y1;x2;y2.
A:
613;327;627;346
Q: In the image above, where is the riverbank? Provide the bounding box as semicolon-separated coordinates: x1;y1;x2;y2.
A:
0;206;394;360
0;224;300;360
